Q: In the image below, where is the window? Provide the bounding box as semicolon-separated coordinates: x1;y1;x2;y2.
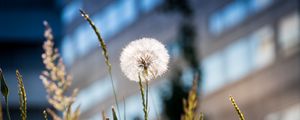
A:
264;104;300;120
120;0;138;25
140;0;162;13
279;12;300;56
209;13;224;35
202;25;275;93
209;0;273;35
223;2;247;28
249;26;275;69
202;52;226;93
62;36;75;65
62;0;82;25
73;76;114;112
249;0;273;12
224;38;251;81
74;26;90;56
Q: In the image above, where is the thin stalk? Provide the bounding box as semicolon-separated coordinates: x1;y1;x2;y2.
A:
5;98;11;120
79;9;120;119
229;96;245;120
0;98;2;120
123;97;126;120
145;80;149;112
138;75;148;120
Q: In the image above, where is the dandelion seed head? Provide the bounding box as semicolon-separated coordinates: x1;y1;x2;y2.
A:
120;38;169;82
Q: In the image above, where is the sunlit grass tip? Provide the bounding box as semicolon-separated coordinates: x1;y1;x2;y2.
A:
229;96;245;120
79;9;121;119
16;70;27;120
182;75;198;120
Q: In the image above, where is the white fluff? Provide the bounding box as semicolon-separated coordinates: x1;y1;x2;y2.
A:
120;38;169;82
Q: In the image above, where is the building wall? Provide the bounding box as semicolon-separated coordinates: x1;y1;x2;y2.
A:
61;0;299;119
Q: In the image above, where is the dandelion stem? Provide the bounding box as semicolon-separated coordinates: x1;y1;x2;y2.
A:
145;80;149;113
138;75;148;120
79;9;121;119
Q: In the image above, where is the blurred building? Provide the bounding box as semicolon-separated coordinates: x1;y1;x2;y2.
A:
198;0;300;120
61;0;300;120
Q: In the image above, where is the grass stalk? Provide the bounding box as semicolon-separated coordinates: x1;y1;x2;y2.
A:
79;9;121;119
112;107;118;120
5;98;11;120
16;70;27;120
229;96;245;120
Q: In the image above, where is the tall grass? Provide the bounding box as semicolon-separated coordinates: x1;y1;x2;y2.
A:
79;9;121;119
16;70;27;120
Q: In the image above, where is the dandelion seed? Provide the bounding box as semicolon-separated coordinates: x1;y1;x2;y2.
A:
120;38;169;82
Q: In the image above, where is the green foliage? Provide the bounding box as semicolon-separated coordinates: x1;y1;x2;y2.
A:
0;69;8;100
0;68;11;120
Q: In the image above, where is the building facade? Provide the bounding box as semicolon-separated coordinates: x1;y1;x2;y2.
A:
61;0;299;119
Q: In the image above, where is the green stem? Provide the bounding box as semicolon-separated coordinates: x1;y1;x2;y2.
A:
5;97;11;120
109;73;121;119
138;75;148;120
145;80;149;113
79;9;121;119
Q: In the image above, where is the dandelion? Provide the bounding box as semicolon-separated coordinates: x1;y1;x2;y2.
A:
120;38;169;82
120;38;169;120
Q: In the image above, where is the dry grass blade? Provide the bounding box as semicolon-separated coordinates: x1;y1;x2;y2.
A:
182;76;198;120
41;21;79;120
16;70;27;120
79;9;120;119
46;108;62;120
229;96;245;120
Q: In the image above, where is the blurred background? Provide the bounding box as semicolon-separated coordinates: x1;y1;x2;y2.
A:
0;0;299;119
